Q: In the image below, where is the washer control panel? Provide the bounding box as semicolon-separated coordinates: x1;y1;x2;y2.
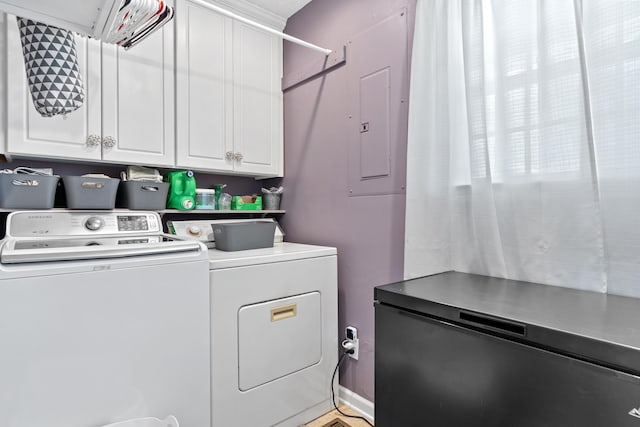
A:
117;215;151;232
7;211;162;238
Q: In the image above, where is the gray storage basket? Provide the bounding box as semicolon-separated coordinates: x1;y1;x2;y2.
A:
62;176;120;209
0;174;59;208
118;181;169;210
212;221;276;251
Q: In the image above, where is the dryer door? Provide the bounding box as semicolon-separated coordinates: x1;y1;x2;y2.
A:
238;291;321;391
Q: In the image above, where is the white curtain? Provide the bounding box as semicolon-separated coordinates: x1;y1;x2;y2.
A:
405;0;640;297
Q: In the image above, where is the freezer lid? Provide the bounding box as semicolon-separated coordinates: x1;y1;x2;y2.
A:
375;271;640;375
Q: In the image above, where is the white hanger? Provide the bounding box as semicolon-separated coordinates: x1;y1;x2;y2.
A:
104;0;173;47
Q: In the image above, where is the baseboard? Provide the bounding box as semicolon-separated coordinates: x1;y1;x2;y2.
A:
338;386;374;423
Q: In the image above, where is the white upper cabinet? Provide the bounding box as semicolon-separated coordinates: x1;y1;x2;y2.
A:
6;24;102;161
3;10;175;167
232;21;282;176
1;0;284;178
175;1;233;172
175;0;283;177
101;23;175;166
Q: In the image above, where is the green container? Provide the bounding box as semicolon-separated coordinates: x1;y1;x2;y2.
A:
231;195;262;210
165;170;196;210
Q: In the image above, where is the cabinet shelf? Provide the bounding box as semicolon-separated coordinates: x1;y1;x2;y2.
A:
0;208;285;215
161;209;285;214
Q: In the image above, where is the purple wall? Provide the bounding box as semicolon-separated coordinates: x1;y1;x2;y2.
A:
280;0;416;402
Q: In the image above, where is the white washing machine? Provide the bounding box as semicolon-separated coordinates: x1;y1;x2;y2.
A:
0;211;211;427
169;219;338;427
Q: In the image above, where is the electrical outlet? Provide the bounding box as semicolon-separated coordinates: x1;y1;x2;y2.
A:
349;337;359;360
345;326;359;360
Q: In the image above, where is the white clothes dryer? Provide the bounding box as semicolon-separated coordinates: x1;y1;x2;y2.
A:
169;219;338;427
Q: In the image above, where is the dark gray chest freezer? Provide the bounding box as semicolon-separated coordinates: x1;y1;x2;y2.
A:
374;272;640;427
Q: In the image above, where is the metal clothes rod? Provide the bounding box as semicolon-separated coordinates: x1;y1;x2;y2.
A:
188;0;332;55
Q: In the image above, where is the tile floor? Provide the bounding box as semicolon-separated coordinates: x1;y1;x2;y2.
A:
304;405;373;427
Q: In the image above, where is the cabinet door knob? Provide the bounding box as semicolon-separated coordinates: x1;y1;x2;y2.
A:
225;151;235;161
234;152;243;162
86;134;101;147
102;136;116;148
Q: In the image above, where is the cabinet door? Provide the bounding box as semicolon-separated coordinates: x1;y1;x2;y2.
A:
101;14;175;167
175;0;233;172
6;16;102;160
232;21;283;177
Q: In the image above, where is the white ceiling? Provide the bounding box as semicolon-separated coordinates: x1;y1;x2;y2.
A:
243;0;312;19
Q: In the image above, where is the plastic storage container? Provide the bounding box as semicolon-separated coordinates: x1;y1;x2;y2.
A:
195;189;216;210
62;176;120;209
0;174;59;208
261;187;283;210
262;193;281;210
166;170;196;210
118;181;169;210
212;221;276;251
231;195;262;210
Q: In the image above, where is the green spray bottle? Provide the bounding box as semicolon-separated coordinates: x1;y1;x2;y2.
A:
166;170;196;210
